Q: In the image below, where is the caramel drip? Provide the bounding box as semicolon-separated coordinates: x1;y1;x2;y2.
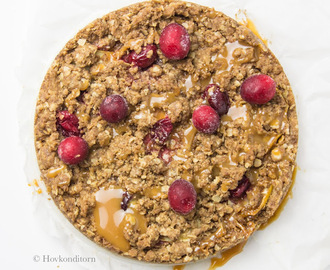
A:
112;122;130;137
235;9;268;46
245;167;259;184
244;186;273;217
184;75;212;94
259;166;297;230
75;108;90;123
133;89;180;122
47;165;65;178
193;168;211;190
182;123;197;150
154;110;166;120
181;170;193;182
245;19;268;46
91;51;117;76
133;103;149;120
29;179;42;194
200;77;213;89
171;122;197;161
194;224;226;255
249;134;281;150
33;179;39;187
91;63;105;76
144;187;162;199
208;241;246;270
148;92;178;109
220;103;287;169
94;188;147;252
225;41;255;67
96;50;118;62
212;41;256;83
173;265;185;270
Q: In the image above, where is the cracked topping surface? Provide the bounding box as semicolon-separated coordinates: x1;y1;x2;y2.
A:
34;0;298;264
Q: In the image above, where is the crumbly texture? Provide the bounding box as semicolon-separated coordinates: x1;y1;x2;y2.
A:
34;0;298;264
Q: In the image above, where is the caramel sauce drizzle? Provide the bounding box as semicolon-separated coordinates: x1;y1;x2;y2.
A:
194;224;226;255
182;124;198;150
235;10;268;46
172;167;295;270
184;75;212;95
148;92;178;109
219;102;287;170
243;185;273;217
173;265;185;270
94;188;147;252
259;166;297;230
144;186;162;199
245;19;268;45
92;17;283;270
172;240;246;270
46;165;65;178
133;88;180;123
112;122;131;137
171;122;197;162
29;179;43;194
211;40;257;84
209;241;247;270
91;51;118;76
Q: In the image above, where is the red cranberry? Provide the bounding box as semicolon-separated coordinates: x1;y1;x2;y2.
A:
150;116;173;145
143;133;154;154
168;179;197;215
121;192;133;211
122;44;158;68
192;105;220;134
230;175;251;199
56;110;80;137
158;147;172;164
240;74;276;104
100;95;128;123
203;84;230;116
159;23;190;60
58;136;89;165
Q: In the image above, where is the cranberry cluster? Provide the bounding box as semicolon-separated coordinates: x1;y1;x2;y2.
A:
55;21;277;216
56;111;89;165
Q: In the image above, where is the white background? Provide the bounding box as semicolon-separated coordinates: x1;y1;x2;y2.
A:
2;0;330;269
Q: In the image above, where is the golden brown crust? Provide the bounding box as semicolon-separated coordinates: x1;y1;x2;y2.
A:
34;0;298;263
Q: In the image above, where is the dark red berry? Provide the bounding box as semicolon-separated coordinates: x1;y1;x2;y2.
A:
58;136;89;165
230;175;251;199
168;179;197;215
158;147;172;164
122;44;158;68
76;90;86;103
150;116;173;145
192;105;220;134
159;23;190;60
240;74;276;104
121;192;133;211
100;95;128;123
56;110;80;137
203;84;230;116
143;133;155;154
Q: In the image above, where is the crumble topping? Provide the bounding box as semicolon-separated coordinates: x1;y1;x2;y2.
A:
34;0;298;264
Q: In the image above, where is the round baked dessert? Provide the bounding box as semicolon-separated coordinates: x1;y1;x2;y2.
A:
34;0;298;264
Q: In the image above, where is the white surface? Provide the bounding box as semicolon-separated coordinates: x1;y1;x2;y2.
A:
2;0;330;269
